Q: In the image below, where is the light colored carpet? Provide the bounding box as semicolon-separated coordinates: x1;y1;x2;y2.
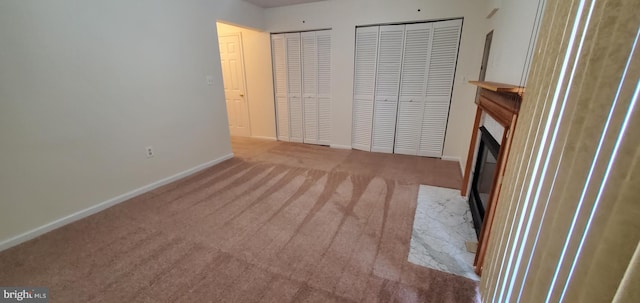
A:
408;185;479;281
231;136;463;190
0;138;478;302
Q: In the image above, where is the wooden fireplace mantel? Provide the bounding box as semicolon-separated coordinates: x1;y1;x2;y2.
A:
462;81;523;275
475;89;521;127
468;80;525;94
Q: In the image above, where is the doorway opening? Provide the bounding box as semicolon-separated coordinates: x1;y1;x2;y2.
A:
216;21;277;143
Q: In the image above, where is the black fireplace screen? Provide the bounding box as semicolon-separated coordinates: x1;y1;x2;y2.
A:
469;126;500;238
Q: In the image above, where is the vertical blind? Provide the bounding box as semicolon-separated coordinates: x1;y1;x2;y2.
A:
480;0;640;302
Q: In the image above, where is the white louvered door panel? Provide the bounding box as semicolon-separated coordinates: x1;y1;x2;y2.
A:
374;25;404;99
286;33;304;143
272;34;289;141
419;19;462;157
276;97;289;140
352;26;379;151
398;23;431;103
303;97;318;144
302;31;318;144
352;99;374;150
289;97;304;143
419;102;452;157
394;23;432;155
371;24;404;154
371;99;399;153
394;101;424;155
353;27;379;100
317;30;331;145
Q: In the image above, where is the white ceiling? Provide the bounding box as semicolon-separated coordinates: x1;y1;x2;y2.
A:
243;0;327;8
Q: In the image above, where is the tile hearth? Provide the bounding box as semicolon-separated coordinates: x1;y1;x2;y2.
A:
408;185;479;281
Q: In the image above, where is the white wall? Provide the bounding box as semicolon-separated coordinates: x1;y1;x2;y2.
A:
216;22;277;139
264;0;489;167
0;0;265;246
485;0;543;84
0;0;543;246
462;0;543;196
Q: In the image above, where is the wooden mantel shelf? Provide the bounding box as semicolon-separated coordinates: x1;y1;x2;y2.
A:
469;80;525;94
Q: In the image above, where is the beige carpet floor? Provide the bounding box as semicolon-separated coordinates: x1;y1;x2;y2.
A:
0;137;477;302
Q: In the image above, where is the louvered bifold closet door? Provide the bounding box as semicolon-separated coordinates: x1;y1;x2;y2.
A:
394;23;433;155
371;24;405;153
418;19;461;157
302;31;318;144
352;26;379;151
272;34;289;141
316;30;332;146
286;33;304;143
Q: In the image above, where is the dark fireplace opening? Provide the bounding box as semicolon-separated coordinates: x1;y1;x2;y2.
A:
469;126;500;238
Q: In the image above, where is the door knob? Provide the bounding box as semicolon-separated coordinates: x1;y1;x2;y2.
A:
239;93;244;97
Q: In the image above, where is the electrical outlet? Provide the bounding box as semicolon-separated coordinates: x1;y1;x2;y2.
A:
146;146;154;158
206;75;214;86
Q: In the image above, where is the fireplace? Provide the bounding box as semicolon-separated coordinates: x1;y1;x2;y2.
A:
469;126;500;237
461;81;523;275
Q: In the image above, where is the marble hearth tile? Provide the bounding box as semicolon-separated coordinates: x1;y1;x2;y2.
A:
408;185;479;281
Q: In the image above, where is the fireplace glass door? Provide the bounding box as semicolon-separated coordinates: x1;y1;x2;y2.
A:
469;126;500;237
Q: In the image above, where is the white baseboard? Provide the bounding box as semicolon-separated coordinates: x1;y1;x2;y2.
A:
0;153;234;252
441;155;464;175
251;136;277;141
330;144;352;150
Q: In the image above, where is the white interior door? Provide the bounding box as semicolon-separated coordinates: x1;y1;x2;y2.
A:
273;30;332;145
286;33;304;143
394;23;433;155
317;30;332;146
371;24;405;153
351;20;461;158
301;30;332;146
302;31;318;144
272;34;289;141
352;26;379;151
419;19;462;157
219;33;250;137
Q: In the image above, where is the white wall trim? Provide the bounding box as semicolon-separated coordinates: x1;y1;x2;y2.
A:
251;136;277;141
330;144;352;150
0;153;234;252
441;155;464;175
